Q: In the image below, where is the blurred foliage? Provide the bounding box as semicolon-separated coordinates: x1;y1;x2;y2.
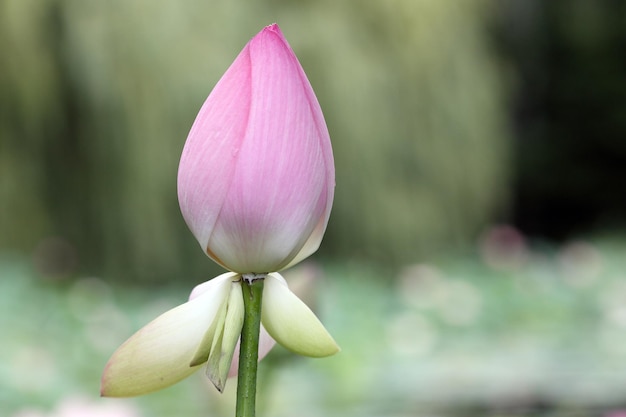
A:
0;0;509;283
498;0;626;239
4;237;626;416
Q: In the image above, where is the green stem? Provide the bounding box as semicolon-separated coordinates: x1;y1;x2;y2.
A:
236;275;265;417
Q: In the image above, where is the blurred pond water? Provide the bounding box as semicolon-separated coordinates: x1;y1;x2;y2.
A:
3;237;626;417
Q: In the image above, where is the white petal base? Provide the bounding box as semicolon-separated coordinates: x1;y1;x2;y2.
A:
101;273;237;397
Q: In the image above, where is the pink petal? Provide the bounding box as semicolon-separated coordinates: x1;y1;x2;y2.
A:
177;38;253;268
178;24;334;273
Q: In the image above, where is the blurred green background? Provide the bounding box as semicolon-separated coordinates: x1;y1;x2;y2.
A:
2;0;626;416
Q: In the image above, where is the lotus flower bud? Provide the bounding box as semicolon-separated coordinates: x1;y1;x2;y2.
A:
177;24;335;274
101;25;339;398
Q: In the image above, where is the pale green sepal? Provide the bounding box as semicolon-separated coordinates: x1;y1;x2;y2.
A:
206;281;244;392
261;273;339;358
100;272;235;397
189;288;229;367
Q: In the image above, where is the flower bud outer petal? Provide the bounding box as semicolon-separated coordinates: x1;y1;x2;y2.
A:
261;273;339;357
177;37;254;260
281;215;328;270
100;273;233;397
184;24;335;273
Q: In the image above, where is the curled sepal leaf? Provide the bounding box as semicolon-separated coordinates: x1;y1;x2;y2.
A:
189;288;230;367
100;272;235;397
206;281;244;392
261;273;339;357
